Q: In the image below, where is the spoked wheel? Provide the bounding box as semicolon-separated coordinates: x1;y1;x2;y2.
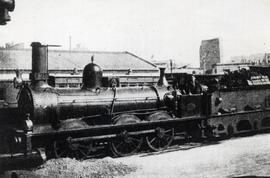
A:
110;114;143;157
51;140;99;159
146;127;174;151
53;141;70;158
69;142;97;159
145;111;175;151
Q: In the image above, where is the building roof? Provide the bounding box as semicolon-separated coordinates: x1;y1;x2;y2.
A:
165;68;203;74
0;49;157;71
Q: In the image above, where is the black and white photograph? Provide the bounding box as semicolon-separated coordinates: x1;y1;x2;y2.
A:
1;0;270;177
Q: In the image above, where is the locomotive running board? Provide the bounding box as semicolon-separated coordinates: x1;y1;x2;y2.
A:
68;129;156;143
13;109;270;155
30;116;205;137
13;115;206;150
16;109;270;151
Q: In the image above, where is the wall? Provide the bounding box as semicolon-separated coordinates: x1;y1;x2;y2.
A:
211;88;270;114
214;63;250;74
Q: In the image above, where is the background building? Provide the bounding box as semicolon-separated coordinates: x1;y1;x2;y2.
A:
213;62;251;74
200;38;221;74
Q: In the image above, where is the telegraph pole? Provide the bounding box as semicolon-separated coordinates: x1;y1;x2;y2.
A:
69;35;72;52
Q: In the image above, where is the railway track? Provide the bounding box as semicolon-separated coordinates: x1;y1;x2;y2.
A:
0;134;217;174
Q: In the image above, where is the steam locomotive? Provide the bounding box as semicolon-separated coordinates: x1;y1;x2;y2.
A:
3;42;270;159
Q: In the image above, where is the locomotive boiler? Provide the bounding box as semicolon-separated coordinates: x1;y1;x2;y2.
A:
18;43;168;129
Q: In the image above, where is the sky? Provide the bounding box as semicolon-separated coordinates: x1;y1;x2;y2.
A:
0;0;270;67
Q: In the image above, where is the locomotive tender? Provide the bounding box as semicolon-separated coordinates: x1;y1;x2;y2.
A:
3;42;270;159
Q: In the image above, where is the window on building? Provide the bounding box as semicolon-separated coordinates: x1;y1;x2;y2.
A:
69;83;79;88
58;84;67;88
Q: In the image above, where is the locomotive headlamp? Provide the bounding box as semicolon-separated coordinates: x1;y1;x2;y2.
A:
0;0;15;25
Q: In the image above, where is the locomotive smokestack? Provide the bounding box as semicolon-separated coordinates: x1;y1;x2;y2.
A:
30;42;50;89
157;67;168;87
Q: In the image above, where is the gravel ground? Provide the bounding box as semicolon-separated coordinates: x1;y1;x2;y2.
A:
2;157;137;178
2;133;270;178
115;134;270;178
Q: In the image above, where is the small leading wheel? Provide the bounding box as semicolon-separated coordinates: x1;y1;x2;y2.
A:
109;114;143;157
146;127;174;151
227;125;234;138
145;112;174;151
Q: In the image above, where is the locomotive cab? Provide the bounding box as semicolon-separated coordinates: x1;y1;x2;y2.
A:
165;73;211;118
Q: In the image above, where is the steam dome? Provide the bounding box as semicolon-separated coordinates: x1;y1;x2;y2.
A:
82;61;103;90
